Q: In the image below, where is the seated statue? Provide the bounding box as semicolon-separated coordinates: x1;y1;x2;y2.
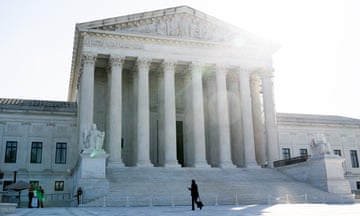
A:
310;133;331;156
83;124;105;151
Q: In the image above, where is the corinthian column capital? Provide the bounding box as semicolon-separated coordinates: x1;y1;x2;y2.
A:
110;55;125;68
136;57;151;71
162;59;177;72
81;52;97;65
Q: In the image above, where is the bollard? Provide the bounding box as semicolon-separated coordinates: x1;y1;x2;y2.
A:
171;194;175;207
286;194;289;204
149;195;153;207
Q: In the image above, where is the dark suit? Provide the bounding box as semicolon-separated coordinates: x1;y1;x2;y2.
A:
189;180;199;210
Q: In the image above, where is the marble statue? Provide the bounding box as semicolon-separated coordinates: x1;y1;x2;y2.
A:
83;124;105;151
310;133;331;156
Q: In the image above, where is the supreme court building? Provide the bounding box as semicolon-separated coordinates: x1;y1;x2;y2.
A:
2;6;360;206
69;5;279;169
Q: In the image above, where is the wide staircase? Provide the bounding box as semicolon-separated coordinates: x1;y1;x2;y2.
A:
87;167;354;207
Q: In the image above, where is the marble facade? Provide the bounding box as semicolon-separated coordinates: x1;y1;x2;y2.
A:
69;6;280;169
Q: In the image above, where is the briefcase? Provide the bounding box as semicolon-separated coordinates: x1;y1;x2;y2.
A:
196;200;204;209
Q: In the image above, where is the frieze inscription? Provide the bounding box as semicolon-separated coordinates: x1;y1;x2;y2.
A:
84;38;144;50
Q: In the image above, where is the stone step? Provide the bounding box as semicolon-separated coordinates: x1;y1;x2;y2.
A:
87;167;355;207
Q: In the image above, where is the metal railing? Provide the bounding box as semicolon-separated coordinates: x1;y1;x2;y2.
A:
273;155;310;167
80;192;354;207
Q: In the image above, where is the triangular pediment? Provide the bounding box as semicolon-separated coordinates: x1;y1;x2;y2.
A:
77;6;251;43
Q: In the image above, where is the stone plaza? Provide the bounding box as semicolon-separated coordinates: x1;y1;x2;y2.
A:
9;204;360;216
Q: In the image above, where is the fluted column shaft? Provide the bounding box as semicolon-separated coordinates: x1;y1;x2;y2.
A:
79;52;96;146
163;60;180;167
108;56;125;167
190;63;209;167
250;74;266;165
136;58;152;167
238;67;258;168
215;65;234;168
262;70;280;168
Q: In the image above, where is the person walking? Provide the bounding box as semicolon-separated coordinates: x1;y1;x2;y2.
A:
188;179;200;211
28;185;34;208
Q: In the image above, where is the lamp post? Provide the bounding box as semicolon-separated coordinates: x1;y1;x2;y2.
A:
13;171;17;183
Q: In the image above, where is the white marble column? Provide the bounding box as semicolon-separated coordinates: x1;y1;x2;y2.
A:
238;67;258;168
163;60;180;167
79;52;96;146
250;73;266;166
108;55;125;167
261;70;280;168
136;57;153;167
190;63;209;168
215;65;235;168
227;73;244;167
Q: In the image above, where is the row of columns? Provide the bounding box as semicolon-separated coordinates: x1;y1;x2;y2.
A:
78;52;279;168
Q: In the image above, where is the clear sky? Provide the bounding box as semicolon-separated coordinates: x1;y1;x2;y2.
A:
1;0;360;118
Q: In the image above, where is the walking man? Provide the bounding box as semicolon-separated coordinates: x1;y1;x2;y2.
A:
188;179;200;211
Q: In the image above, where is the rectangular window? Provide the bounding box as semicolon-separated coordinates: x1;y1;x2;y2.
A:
282;148;291;160
30;142;42;163
55;143;67;164
54;181;64;191
5;141;17;163
350;150;359;168
300;149;308;157
357;181;360;190
334;149;342;156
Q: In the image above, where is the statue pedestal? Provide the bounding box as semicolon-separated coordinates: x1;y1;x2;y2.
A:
80;149;108;178
77;150;109;204
308;154;351;194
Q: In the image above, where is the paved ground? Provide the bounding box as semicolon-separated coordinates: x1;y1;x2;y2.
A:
8;204;360;216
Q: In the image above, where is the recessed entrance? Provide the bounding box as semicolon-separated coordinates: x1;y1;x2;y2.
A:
176;121;184;166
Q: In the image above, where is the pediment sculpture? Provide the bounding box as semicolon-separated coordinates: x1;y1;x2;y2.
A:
91;13;245;43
